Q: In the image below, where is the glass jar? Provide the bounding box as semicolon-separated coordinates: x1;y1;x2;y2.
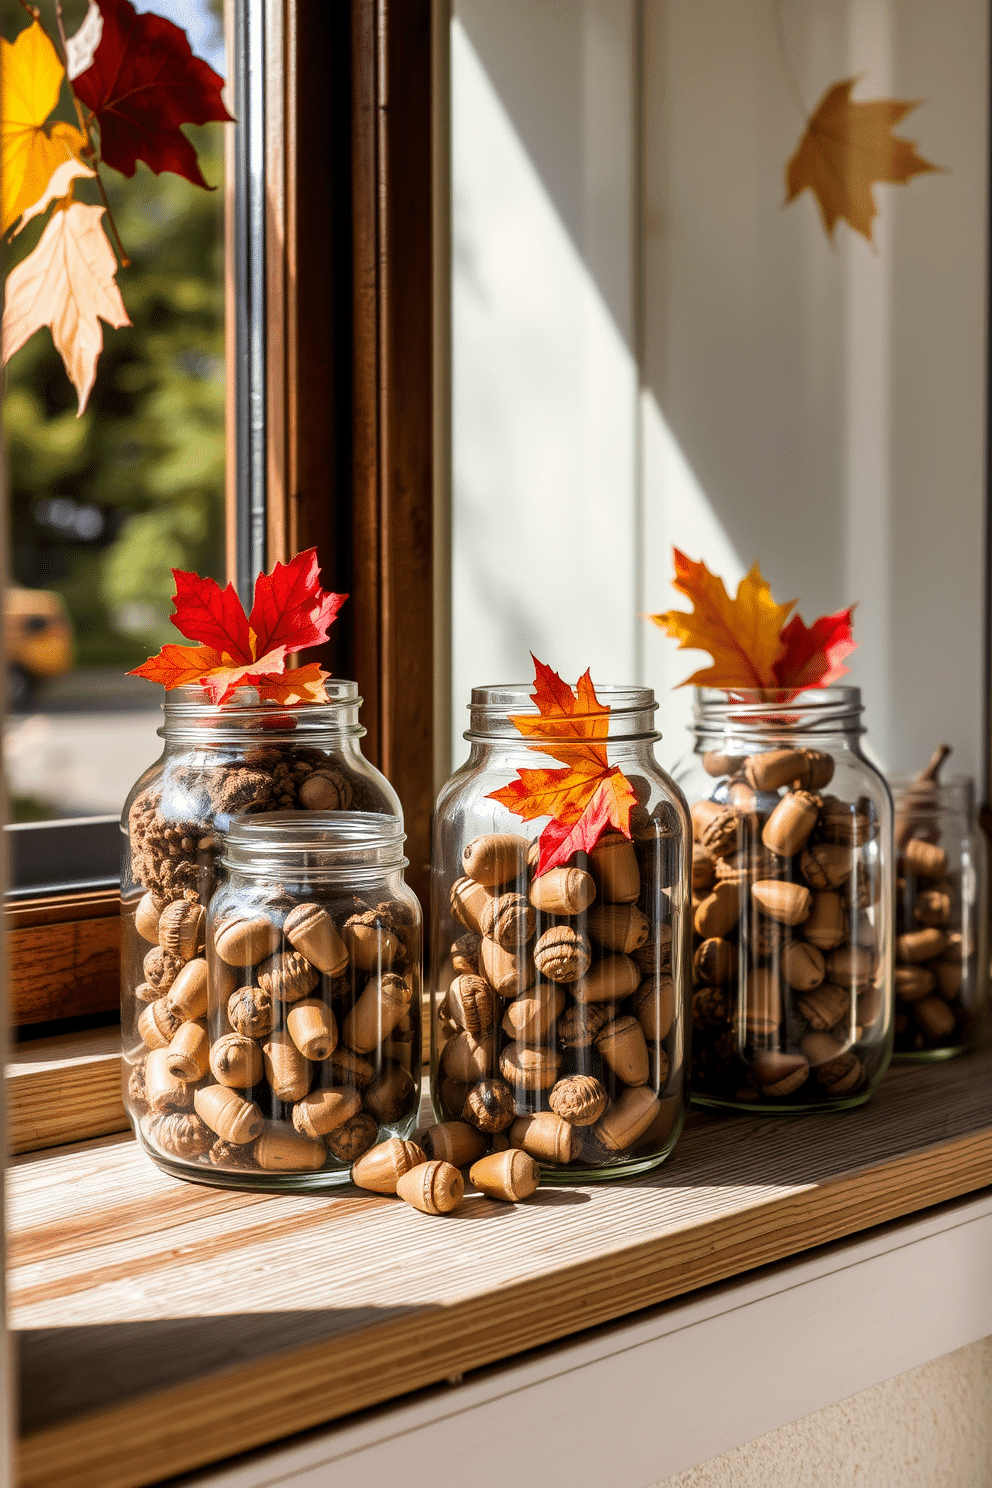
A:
888;775;988;1059
674;687;894;1112
121;682;402;1177
431;685;691;1181
127;811;421;1188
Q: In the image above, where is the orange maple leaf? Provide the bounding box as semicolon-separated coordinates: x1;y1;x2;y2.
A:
650;550;795;689
488;658;637;876
785;78;941;243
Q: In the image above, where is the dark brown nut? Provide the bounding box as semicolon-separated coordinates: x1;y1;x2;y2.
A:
284;999;338;1061
157;900;206;962
149;1111;213;1160
462;833;529;887
801;1032;862;1092
895;965;937;1002
448;974;499;1034
691;798;724;841
714;846;778;885
470;1149;541;1202
533;925;592;984
819;796;874;847
914;889;952;928
743;748;808;792
214;915;281;967
558;1001;614;1049
510;1111;574;1163
143;945;184;992
796;981;850;1030
802;891;846;951
692;843;717;895
762;791;821;858
529;867;597;915
343;916;402;971
138;998;183;1050
692;984;730;1032
209;1138;258;1169
227;985;274;1040
298;768;354;810
343;972;413;1053
443;1030;496;1083
595;1015;649;1086
589;833;641;902
934;960;963;999
827;945;878;989
694;881;741;938
633;923;673;975
293;1087;362;1139
698;808;740;860
904;839;948;879
479;891;535;950
897;927;947;964
780;940;826;991
325;1112;379;1162
632;977;676;1041
462;1078;516;1132
573;954;641;1004
419;1121;487;1165
752;1050;809;1097
800;843;852;890
587;904;649;954
594;1087;660;1152
193;1083;264;1143
328;1047;375;1088
363;1062;417;1123
501;984;565;1043
352;1137;426;1193
396;1159;464;1214
451;932;481;975
450;876;492;934
209;1032;264;1088
144;1048;195;1113
254;1123;327;1171
499;1042;560;1091
914;997;956;1040
165;958;209;1021
797;749;835;792
262;1031;312;1102
752;880;812;926
258;950;320;1003
134;891;163;943
744;968;782;1034
702;750;745;777
548;1074;608;1126
283;903;349;976
693;937;735;984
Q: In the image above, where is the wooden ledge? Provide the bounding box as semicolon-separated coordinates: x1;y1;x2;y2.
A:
8;1029;126;1155
10;1050;992;1488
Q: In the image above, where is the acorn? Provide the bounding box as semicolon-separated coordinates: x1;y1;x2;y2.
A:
470;1149;540;1203
395;1159;464;1214
352;1138;426;1194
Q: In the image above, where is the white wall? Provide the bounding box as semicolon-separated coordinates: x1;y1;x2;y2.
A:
450;0;989;779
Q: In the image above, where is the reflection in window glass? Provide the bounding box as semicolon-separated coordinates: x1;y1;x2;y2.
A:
2;0;227;823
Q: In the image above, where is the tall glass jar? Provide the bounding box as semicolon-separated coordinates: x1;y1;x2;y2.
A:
674;688;894;1112
889;775;988;1059
127;811;421;1188
431;685;691;1181
121;681;402;1173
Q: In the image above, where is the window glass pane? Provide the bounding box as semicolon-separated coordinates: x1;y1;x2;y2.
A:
2;0;227;852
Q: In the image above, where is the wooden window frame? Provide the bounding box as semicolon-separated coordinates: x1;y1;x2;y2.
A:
7;0;438;1030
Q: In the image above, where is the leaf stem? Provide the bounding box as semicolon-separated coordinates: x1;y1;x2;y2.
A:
771;0;809;121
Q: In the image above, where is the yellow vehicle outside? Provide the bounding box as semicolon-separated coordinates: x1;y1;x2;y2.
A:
5;587;74;705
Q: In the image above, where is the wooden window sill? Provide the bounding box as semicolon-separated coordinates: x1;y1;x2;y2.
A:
9;1049;992;1488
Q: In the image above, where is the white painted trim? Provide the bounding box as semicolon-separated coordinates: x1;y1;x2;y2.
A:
184;1192;992;1487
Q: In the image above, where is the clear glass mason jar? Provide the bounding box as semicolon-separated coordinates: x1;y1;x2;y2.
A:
127;811;421;1188
121;682;402;1177
430;685;691;1181
889;775;988;1059
673;687;894;1112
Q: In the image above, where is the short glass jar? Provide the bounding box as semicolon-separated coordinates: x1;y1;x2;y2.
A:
126;812;421;1188
674;688;894;1112
431;685;691;1180
889;775;988;1059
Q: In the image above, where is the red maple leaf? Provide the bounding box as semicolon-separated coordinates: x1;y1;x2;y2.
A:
72;0;233;187
130;550;346;705
487;658;637;875
773;606;857;689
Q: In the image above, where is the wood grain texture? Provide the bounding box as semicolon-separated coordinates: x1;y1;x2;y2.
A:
8;1030;126;1155
9;916;120;1027
11;1052;992;1488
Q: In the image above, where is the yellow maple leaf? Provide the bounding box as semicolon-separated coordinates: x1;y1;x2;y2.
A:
785;78;941;243
1;20;87;236
2;201;131;415
650;550;795;689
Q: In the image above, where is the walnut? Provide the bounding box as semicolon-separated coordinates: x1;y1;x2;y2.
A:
257;950;319;1003
325;1112;379;1162
698;807;740;859
142;945;184;992
558;1002;613;1049
127;1059;149;1113
533;925;592;984
157;900;206;962
692;985;731;1033
450;932;481;976
548;1075;607;1127
227;985;274;1039
478;892;535;950
462;1078;516;1132
298;768;354;810
149;1112;213;1161
209;1139;259;1170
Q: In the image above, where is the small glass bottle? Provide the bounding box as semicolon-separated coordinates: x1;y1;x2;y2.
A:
127;811;421;1188
674;687;894;1112
431;685;691;1180
889;774;988;1059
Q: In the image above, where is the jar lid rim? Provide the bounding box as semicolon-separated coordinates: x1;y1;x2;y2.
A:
222;810;404;850
469;682;657;716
